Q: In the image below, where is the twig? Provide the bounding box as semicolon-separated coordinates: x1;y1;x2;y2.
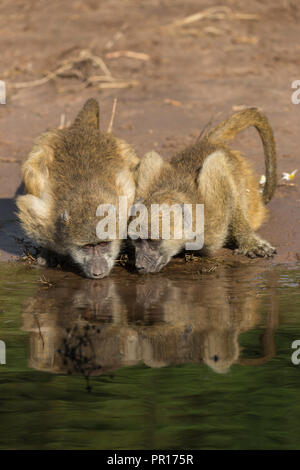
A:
96;81;139;89
8;49;112;90
86;76;139;88
8;49;140;92
9;49;139;92
104;23;128;50
277;182;296;187
105;50;150;61
107;98;118;133
59;113;66;129
8;62;74;89
37;275;54;287
81;50;112;77
0;157;22;163
86;75;116;84
164;98;183;107
170;6;259;28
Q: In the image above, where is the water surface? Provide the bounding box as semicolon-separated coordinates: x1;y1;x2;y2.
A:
0;261;299;450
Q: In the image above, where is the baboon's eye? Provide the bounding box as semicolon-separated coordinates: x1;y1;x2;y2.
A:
98;241;109;247
83;241;110;249
149;239;161;248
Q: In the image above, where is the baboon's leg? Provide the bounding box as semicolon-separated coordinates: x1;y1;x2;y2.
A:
202;200;231;254
198;151;233;253
230;207;276;258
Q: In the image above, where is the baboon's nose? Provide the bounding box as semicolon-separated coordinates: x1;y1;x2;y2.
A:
136;265;147;274
92;271;104;278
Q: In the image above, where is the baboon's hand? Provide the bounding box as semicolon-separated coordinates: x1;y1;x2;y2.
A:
234;236;277;259
37;249;59;267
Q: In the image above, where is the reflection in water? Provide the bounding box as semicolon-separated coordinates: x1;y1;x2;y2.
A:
22;265;278;382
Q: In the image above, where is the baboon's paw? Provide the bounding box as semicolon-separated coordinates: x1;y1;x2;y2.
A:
234;238;277;259
37;255;48;266
37;249;59;267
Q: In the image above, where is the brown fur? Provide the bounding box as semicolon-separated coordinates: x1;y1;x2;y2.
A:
17;98;139;278
133;108;277;272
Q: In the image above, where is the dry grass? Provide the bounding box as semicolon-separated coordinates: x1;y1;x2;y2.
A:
107;98;118;133
164;98;183;107
36;275;54;288
8;49;139;91
116;254;129;267
169;6;259;28
105;50;150;61
14;236;37;264
0;157;22;163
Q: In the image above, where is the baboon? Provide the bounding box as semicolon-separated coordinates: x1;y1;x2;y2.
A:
17;99;139;278
132;108;277;273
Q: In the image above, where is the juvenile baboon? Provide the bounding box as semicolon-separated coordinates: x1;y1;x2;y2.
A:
133;108;277;273
17;99;139;278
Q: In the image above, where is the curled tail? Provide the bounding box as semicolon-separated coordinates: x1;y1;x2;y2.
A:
205;108;277;204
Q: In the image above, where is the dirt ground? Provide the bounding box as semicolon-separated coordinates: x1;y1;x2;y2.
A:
0;0;299;266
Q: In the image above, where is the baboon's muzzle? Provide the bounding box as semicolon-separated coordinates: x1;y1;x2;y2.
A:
85;256;110;279
135;253;164;274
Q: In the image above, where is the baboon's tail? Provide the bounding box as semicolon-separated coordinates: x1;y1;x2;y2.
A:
205;108;277;204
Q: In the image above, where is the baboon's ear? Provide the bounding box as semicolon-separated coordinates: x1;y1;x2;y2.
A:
136;151;165;196
72;98;99;129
